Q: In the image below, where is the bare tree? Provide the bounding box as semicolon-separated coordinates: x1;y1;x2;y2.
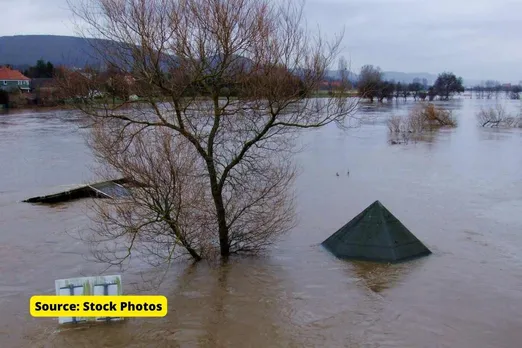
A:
418;104;457;128
378;81;394;102
400;84;410;101
394;82;401;100
408;82;423;101
337;56;351;90
357;65;383;102
509;85;521;100
477;104;521;128
86;126;210;264
475;82;485;99
387;104;456;144
64;0;358;265
484;80;497;99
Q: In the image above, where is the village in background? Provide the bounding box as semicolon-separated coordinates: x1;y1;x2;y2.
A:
1;58;521;110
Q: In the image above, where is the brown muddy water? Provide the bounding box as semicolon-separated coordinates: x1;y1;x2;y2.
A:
1;99;522;348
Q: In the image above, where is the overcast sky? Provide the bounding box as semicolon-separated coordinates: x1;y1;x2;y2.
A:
1;0;521;82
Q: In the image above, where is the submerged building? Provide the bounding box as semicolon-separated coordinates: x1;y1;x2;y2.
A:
322;200;431;263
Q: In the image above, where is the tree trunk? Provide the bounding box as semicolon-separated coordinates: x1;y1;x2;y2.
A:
207;94;231;258
186;245;202;261
213;188;230;257
207;160;230;257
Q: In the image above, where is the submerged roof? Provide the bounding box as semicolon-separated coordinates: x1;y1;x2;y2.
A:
321;200;431;263
23;178;131;204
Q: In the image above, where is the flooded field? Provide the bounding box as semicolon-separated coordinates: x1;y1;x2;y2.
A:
1;99;522;347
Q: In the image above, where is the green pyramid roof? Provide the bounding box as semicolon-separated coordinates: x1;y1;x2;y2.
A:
321;200;431;263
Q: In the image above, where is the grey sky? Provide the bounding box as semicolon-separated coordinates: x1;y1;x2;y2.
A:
1;0;520;82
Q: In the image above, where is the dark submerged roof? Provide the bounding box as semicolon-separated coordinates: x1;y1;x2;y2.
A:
321;200;431;263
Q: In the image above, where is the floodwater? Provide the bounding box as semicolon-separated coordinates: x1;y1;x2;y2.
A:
1;99;522;347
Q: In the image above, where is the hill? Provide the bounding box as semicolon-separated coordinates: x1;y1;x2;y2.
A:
382;71;438;85
0;35;103;69
1;35;477;86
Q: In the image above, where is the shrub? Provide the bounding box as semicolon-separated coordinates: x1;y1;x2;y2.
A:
477;104;522;128
416;103;457;128
0;90;8;105
387;103;456;144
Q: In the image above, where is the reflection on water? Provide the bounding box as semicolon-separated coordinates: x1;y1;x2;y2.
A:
387;129;441;148
350;259;426;294
2;99;522;347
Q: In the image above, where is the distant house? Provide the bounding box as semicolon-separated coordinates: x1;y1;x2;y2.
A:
0;66;31;92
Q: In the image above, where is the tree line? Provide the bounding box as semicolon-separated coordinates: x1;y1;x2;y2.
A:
4;58;520;109
355;65;465;102
469;81;521;100
23;59;55;79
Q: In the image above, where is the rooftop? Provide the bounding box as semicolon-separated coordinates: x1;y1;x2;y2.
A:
0;67;30;81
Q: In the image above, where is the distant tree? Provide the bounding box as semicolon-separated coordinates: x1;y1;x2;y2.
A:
103;65;132;103
428;86;437;101
484;80;496;99
338;56;352;90
394;82;402;100
400;86;410;101
55;66;103;102
357;65;383;102
0;90;8;106
433;72;464;100
24;59;55;78
494;83;502;99
477;104;521;128
409;82;423;100
34;78;65;106
46;62;54;76
474;83;485;99
510;85;521;100
6;88;25;108
377;81;394;102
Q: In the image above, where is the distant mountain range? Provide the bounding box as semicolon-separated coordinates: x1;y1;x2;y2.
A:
0;35;480;86
0;35;104;71
382;71;437;85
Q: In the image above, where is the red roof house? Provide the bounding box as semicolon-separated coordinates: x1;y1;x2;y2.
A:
0;67;31;92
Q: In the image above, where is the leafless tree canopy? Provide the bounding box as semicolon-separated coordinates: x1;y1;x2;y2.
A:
387;104;456;144
64;0;358;265
477;104;522;128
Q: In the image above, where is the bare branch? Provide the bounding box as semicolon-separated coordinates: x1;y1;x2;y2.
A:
63;0;359;263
